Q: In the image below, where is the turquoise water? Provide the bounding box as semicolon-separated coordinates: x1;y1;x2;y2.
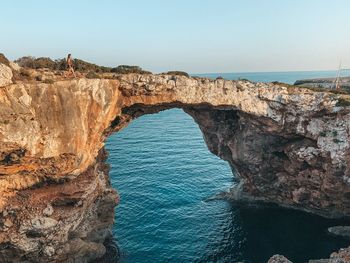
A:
105;71;350;263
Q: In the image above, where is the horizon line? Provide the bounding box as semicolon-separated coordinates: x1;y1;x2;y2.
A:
191;68;350;75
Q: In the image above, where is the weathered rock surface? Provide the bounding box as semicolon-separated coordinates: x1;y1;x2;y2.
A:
1;59;350;262
328;246;350;263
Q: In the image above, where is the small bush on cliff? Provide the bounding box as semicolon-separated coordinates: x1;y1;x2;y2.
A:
166;71;189;77
19;68;31;77
15;56;113;73
319;131;327;137
111;65;152;74
333;138;343;143
0;53;10;66
86;71;100;79
15;56;57;69
73;59;112;73
43;79;54;84
336;98;350;107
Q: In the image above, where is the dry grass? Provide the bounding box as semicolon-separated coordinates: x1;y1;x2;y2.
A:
43;79;54;84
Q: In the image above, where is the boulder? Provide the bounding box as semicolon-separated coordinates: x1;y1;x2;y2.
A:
268;255;293;263
328;226;350;239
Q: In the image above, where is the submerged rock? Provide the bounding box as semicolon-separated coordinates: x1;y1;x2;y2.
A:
328;226;350;239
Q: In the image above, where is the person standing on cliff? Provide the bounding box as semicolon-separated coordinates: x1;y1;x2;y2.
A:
66;54;76;78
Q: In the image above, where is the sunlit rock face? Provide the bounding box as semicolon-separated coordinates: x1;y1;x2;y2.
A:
0;62;350;262
0;64;13;87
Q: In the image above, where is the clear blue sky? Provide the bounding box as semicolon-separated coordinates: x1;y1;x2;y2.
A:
2;0;349;73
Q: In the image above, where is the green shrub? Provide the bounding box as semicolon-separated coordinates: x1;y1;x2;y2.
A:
43;79;54;84
73;59;112;73
319;131;327;137
238;78;250;82
336;98;350;107
111;65;152;74
15;56;113;73
15;56;57;69
332;131;338;137
166;71;189;77
19;68;31;77
0;53;10;66
86;71;100;79
14;56;153;76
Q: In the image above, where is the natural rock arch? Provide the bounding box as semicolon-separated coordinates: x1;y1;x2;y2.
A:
0;74;350;262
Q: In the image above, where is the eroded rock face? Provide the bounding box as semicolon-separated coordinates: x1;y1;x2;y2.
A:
0;63;13;87
0;67;350;262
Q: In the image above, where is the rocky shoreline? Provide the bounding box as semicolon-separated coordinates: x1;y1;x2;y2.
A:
295;76;350;91
268;246;350;263
1;54;350;262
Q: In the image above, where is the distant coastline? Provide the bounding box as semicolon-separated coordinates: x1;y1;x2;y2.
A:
195;69;350;85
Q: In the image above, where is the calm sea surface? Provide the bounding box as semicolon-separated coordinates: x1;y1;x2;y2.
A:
105;70;350;263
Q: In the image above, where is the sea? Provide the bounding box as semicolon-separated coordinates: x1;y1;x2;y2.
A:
105;70;350;263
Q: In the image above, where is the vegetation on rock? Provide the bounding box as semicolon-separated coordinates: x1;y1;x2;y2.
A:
43;79;54;84
336;97;350;107
14;56;152;75
86;71;101;79
111;65;151;74
0;53;10;66
165;71;190;77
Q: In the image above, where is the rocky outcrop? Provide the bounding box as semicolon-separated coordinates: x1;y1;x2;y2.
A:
268;255;292;263
1;59;350;262
295;76;350;91
270;246;350;263
328;226;350;239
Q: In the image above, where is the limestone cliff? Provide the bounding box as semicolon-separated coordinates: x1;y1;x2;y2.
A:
1;62;350;262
